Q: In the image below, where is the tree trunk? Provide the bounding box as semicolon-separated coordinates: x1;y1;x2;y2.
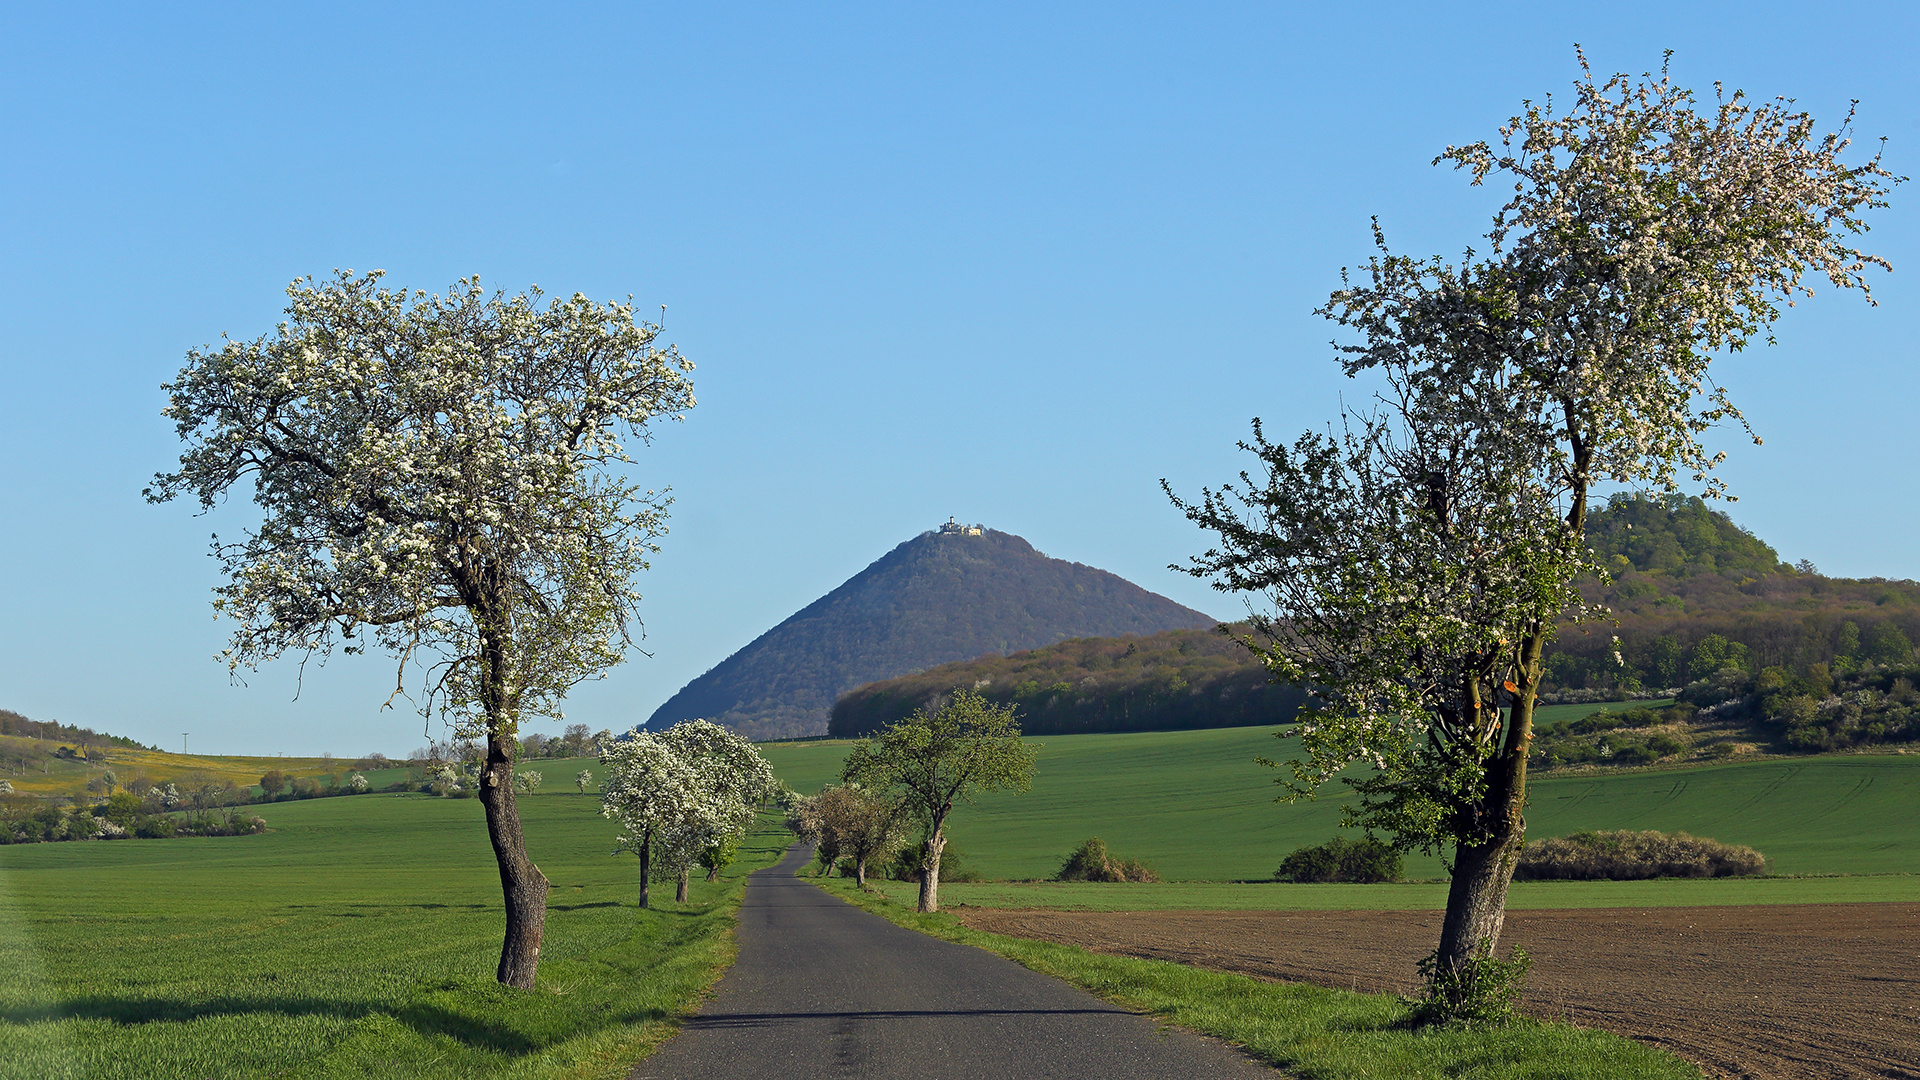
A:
479;730;549;989
706;864;721;882
1436;653;1541;975
855;857;867;889
638;833;652;909
917;823;947;912
675;866;690;903
1435;824;1522;970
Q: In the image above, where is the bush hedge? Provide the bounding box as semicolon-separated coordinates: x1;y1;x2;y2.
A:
1054;837;1159;883
1516;829;1765;880
1275;836;1402;883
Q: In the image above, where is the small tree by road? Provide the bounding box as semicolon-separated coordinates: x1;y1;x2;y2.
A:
783;792;839;872
1170;53;1895;1020
149;271;694;988
841;690;1036;912
799;783;910;888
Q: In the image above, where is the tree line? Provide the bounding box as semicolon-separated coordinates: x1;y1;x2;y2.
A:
829;626;1307;737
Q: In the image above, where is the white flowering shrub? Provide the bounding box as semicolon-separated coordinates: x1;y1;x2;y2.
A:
513;771;543;794
575;769;593;794
348;772;368;793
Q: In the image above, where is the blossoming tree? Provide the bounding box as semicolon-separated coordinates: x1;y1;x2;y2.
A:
599;719;775;906
147;270;695;988
1171;54;1895;1018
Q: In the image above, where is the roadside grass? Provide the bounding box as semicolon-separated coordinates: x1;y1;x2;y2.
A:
812;875;1701;1080
760;727;1920;882
0;789;788;1080
847;872;1920;911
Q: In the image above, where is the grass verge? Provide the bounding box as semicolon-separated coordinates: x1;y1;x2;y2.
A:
811;875;1702;1080
846;872;1920;912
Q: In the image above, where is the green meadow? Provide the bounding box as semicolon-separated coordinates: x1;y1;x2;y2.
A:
759;716;1920;893
0;784;788;1080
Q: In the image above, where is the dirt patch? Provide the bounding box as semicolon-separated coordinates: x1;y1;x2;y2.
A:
956;903;1920;1079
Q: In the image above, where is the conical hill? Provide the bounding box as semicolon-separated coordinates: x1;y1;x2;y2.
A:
646;525;1214;740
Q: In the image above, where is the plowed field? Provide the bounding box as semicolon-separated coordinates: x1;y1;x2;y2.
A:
957;903;1920;1079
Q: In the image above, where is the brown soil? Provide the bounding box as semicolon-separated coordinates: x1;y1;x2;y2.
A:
956;903;1920;1080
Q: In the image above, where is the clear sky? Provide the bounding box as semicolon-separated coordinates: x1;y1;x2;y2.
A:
3;2;1914;757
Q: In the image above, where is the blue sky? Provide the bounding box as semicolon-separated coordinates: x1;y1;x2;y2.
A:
3;2;1914;756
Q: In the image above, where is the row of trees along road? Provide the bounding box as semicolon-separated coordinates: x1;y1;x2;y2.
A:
1170;53;1897;1018
148;274;695;989
597;720;775;907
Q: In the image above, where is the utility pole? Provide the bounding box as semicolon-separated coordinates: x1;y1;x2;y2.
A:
182;733;189;755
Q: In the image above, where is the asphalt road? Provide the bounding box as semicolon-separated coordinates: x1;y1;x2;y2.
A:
630;844;1275;1080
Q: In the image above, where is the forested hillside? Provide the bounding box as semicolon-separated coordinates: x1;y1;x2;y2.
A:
649;526;1214;740
1547;494;1917;696
828;625;1306;737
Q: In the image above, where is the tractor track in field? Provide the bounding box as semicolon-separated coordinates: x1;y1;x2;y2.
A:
957;902;1920;1080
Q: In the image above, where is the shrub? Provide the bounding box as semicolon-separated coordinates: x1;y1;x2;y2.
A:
1276;835;1402;883
1516;829;1765;880
886;839;984;883
1054;837;1160;883
1408;944;1533;1029
134;816;176;839
98;791;143;827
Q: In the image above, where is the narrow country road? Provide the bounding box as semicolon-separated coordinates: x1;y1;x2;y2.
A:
629;844;1276;1079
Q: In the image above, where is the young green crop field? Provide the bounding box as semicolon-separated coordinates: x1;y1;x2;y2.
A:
759;715;1920;900
0;785;789;1080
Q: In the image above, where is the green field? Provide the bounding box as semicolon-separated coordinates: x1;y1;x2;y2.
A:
0;782;788;1080
759;719;1920;888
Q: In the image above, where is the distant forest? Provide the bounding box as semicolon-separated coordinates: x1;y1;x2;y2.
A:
827;625;1307;737
1548;493;1917;696
830;494;1919;750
